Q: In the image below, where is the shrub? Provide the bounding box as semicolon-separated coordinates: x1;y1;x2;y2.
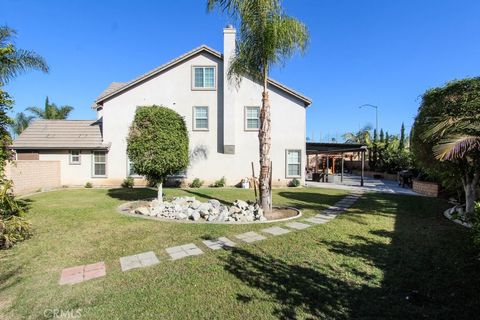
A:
213;176;226;188
190;178;204;188
84;182;92;188
122;177;135;188
0;216;31;249
473;202;480;249
0;180;31;249
289;178;301;187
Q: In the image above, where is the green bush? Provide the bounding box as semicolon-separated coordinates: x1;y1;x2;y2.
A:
289;178;301;187
473;202;480;249
213;176;226;188
84;182;92;188
122;177;135;188
190;178;204;188
0;180;31;249
0;216;31;249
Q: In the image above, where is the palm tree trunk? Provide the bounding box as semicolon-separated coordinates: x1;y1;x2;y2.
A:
464;171;479;214
259;68;272;212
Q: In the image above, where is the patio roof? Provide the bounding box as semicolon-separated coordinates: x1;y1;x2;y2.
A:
306;142;368;154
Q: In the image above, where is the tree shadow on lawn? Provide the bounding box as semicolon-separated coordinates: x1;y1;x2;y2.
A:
277;191;346;212
222;193;480;319
106;188;157;201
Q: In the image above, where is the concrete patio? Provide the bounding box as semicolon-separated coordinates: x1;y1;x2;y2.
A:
306;174;419;195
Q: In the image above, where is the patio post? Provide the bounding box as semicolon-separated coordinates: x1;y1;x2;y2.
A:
341;153;344;182
315;153;318;173
361;150;365;186
326;156;329;183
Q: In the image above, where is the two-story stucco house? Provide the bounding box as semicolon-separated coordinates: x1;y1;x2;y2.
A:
11;27;312;187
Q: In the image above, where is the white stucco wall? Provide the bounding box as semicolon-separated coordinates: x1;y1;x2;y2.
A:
39;150;111;186
99;51;307;187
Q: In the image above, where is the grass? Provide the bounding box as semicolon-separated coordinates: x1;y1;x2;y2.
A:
0;187;479;319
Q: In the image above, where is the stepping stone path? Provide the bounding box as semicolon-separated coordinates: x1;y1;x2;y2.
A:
120;251;159;272
234;231;266;243
58;191;364;285
284;221;311;230
202;237;236;250
166;243;203;260
261;226;291;236
59;261;106;285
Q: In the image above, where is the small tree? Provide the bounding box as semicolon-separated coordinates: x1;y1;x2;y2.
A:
127;106;189;200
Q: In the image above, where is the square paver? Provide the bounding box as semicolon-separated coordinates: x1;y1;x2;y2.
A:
166;243;203;260
202;237;236;250
304;217;328;224
235;231;267;243
120;251;159;271
261;226;291;236
285;221;311;230
59;261;106;285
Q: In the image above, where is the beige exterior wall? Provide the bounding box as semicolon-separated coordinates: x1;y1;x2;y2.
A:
100;51;307;187
5;160;61;195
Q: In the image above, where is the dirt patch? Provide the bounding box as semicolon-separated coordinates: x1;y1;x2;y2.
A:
265;207;299;220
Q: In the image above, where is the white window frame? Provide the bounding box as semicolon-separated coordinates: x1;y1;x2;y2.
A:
192;106;209;131
126;157;141;177
244;106;260;131
191;66;216;90
69;150;81;165
285;149;302;178
92;151;107;178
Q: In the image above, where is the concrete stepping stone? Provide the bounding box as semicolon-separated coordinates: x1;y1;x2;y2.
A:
120;251;159;271
59;261;106;285
202;237;236;250
304;217;330;224
234;231;267;243
316;214;336;220
261;226;291;236
285;221;311;230
166;243;203;260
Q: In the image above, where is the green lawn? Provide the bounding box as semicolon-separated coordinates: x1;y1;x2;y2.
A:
0;187;478;319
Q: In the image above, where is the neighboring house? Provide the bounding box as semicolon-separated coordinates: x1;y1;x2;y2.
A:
11;27;312;187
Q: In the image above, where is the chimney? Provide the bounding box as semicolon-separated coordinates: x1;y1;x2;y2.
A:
223;25;236;154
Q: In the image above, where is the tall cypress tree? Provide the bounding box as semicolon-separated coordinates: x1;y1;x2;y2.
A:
399;122;406;150
372;128;378;171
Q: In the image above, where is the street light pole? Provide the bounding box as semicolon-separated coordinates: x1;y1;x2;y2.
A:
358;104;379;133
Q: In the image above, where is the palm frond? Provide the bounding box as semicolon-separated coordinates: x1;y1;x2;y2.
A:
433;135;480;160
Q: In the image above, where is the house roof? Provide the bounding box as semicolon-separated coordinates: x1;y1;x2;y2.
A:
11;120;108;150
94;45;312;107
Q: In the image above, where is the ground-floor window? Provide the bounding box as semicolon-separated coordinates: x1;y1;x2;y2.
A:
127;157;139;177
286;149;301;178
92;151;107;177
69;150;81;165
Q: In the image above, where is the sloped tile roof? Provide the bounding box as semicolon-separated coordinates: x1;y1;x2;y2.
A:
11;119;108;150
94;45;312;107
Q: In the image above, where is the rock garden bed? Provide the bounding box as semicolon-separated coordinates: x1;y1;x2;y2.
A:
118;196;301;224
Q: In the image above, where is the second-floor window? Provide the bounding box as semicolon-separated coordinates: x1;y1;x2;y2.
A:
193;106;209;130
193;66;215;89
245;106;260;130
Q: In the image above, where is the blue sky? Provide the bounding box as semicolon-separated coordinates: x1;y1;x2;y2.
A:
3;0;480;141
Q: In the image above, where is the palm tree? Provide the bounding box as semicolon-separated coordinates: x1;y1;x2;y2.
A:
342;125;372;144
26;97;73;120
10;112;33;137
208;0;309;211
421;114;480;213
0;26;49;84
